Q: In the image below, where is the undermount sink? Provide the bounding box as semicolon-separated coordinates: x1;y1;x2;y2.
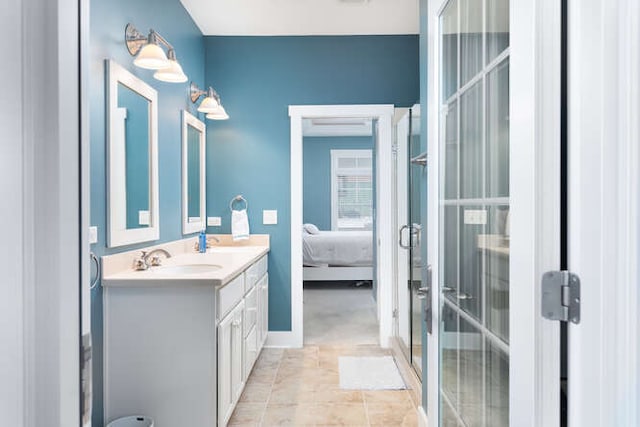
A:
153;264;223;275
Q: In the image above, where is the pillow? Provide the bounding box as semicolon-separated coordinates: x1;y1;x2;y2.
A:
303;223;320;235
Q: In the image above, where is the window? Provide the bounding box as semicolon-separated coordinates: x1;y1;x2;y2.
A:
330;149;373;230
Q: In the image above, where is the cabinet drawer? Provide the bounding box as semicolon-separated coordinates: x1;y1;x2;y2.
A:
217;274;245;320
244;286;258;336
245;255;268;292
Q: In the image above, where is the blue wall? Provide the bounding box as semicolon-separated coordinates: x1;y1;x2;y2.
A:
204;35;419;331
89;0;204;424
303;136;373;230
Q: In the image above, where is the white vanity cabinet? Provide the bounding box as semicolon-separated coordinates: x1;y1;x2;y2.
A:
102;242;269;427
216;254;268;426
217;299;245;426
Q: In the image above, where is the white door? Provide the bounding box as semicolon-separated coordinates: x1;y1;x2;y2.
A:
567;0;640;425
425;0;562;425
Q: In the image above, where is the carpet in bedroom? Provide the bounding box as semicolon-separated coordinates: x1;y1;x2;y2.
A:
303;282;378;345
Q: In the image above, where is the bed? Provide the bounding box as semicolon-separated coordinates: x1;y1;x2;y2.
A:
302;228;374;281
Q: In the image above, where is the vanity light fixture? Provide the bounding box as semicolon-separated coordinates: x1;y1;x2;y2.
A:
125;23;188;83
190;82;229;120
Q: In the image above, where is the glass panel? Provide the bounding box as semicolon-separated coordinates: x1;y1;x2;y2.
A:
118;82;150;230
460;82;482;199
410;108;424;377
459;205;484;320
441;0;459;101
486;60;510;198
441;303;459;410
444;101;459;199
486;342;509;425
186;124;201;221
439;0;510;424
485;205;510;342
458;318;483;427
486;0;509;64
460;0;483;86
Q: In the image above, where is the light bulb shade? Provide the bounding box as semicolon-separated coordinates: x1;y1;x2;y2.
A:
206;106;229;120
197;96;220;113
153;59;188;83
134;43;170;70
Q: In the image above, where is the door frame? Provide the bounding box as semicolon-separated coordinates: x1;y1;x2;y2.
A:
0;0;82;424
424;0;563;425
567;0;640;425
287;104;395;348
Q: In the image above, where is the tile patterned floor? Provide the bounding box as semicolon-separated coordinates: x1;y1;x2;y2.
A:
229;345;419;427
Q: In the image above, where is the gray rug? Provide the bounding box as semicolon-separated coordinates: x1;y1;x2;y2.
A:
338;356;406;390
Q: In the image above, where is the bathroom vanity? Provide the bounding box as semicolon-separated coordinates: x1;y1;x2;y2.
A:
101;235;269;427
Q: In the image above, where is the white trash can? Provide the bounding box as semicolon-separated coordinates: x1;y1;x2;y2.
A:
106;416;154;427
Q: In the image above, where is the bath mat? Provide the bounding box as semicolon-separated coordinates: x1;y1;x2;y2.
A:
338;356;406;390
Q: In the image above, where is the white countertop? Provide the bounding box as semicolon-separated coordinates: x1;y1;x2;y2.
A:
101;235;269;288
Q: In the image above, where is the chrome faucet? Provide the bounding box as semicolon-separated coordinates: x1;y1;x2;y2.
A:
133;248;172;271
194;236;220;252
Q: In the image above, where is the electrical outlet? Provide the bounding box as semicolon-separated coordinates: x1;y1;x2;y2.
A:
207;216;221;226
139;210;150;225
263;210;278;225
464;209;487;225
89;226;98;244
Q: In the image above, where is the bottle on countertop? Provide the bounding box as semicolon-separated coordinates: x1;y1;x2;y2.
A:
198;230;207;253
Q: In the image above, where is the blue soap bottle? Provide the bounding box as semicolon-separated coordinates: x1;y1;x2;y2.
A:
198;230;207;253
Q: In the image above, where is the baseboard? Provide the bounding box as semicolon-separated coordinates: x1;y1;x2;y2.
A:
265;331;300;348
418;406;428;427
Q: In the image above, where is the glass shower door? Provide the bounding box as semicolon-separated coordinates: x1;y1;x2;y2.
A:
397;105;426;378
438;0;510;425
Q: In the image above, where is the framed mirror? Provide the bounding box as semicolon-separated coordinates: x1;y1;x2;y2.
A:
106;60;159;247
182;111;206;234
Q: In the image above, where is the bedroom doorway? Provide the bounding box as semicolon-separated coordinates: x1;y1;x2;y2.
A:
289;105;395;348
301;117;379;345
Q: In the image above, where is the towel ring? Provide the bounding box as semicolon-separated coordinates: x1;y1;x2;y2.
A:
90;252;100;290
229;195;248;211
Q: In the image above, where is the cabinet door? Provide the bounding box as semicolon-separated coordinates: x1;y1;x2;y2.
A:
217;311;233;426
230;301;245;404
258;273;269;350
243;326;258;381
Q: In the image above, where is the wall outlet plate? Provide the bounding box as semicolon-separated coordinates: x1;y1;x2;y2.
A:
138;210;150;225
89;226;98;244
207;216;221;226
263;210;278;225
464;209;487;225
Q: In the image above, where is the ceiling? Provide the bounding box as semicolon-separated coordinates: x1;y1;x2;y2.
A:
180;0;419;36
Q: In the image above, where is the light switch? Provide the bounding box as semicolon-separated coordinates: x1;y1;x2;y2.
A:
139;210;150;225
207;216;221;226
263;210;278;225
89;226;98;244
464;209;487;225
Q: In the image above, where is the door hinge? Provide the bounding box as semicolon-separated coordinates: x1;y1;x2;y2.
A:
541;270;581;324
392;309;398;319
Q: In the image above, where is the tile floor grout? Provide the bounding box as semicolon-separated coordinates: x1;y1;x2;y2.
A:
229;345;418;426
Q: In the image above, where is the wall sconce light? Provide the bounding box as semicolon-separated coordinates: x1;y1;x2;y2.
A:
190;82;229;120
125;23;188;83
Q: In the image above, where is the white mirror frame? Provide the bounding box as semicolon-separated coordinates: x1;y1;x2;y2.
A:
182;110;206;234
106;59;159;247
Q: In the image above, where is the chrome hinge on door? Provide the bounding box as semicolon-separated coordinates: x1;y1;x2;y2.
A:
541;271;581;324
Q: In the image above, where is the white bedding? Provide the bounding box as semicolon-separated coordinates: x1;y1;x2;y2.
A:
303;231;373;267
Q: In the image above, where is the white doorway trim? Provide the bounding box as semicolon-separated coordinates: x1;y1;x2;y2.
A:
287;104;395;348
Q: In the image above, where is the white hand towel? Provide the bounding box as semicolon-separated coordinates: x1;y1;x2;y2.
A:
231;209;250;241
